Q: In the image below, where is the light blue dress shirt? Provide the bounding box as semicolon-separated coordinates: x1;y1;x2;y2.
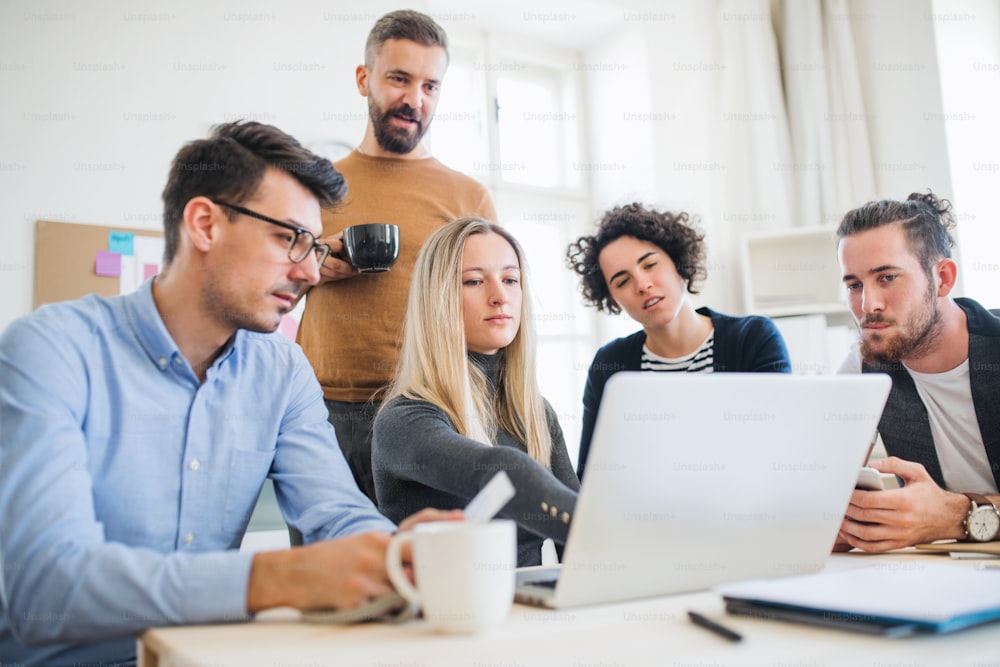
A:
0;279;395;666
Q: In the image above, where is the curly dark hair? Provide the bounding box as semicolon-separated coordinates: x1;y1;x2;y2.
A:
566;203;707;314
836;190;955;279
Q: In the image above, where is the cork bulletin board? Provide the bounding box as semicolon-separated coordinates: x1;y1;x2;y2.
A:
33;220;163;309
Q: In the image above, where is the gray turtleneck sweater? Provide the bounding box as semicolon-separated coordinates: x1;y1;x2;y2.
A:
371;352;580;566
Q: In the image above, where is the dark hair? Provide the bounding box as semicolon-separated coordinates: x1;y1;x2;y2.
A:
566;203;707;314
365;10;448;68
160;120;346;264
836;190;955;275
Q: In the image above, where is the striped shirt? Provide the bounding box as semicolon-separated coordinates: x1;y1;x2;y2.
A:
640;329;715;373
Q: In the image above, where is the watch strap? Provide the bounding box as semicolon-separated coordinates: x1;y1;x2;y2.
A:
965;492;992;509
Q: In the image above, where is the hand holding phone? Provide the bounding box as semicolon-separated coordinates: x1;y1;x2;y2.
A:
856;466;902;491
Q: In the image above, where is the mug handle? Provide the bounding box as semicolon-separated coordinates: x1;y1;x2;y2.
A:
385;532;421;608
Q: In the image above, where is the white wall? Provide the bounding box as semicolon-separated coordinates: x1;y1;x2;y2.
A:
579;21;658;342
846;0;953;202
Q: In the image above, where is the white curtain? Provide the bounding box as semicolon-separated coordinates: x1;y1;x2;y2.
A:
777;0;877;228
715;0;877;234
615;0;878;313
718;0;796;236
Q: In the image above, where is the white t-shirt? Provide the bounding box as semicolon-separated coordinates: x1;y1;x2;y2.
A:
839;346;997;493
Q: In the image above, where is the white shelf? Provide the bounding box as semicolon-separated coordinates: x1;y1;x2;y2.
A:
740;227;855;374
740;226;845;317
756;302;851;318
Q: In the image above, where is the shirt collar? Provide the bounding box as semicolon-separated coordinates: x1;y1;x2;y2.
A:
123;277;239;373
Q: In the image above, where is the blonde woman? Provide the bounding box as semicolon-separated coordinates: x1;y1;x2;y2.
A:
372;217;580;566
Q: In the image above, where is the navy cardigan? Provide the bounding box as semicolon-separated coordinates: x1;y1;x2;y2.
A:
577;306;791;478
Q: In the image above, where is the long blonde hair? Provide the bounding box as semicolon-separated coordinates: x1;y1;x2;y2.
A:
382;217;553;467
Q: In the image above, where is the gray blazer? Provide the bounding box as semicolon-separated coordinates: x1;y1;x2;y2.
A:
372;353;580;566
862;297;1000;489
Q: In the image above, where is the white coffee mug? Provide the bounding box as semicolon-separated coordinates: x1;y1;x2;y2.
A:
386;519;517;634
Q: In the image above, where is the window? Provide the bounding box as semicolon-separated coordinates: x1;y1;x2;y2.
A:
426;43;490;180
430;34;595;463
496;67;580;189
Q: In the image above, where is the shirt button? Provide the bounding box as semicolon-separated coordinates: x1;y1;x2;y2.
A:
158;358;168;368
189;459;201;471
185;533;195;545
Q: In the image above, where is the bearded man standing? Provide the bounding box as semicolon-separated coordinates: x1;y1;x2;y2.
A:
297;10;496;503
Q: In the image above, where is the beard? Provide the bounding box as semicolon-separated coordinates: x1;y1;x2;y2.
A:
369;97;428;154
202;280;304;336
859;289;943;365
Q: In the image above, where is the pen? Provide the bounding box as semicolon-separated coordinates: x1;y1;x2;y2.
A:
688;610;743;642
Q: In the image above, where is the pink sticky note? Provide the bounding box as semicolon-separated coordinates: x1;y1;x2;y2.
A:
143;263;158;280
95;250;122;277
278;315;299;341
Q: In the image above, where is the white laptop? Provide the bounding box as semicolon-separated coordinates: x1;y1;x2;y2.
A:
515;372;891;609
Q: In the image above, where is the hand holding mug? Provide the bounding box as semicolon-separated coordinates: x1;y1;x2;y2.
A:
317;231;359;283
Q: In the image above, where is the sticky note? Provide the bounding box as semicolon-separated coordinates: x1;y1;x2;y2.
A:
109;231;135;256
143;263;158;280
95;250;122;277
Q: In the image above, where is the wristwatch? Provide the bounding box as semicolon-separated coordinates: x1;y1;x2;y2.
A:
963;493;1000;542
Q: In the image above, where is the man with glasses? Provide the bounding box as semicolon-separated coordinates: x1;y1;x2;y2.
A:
296;10;496;503
0;121;454;667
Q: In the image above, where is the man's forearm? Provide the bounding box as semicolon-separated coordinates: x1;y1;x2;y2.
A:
941;490;976;540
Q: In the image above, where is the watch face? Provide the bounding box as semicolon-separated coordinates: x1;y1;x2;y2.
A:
968;506;1000;542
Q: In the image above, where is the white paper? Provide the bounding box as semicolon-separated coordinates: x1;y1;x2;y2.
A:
118;255;137;295
133;236;164;282
119;235;164;295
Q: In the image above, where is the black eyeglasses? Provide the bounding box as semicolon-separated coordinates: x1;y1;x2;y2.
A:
211;199;332;266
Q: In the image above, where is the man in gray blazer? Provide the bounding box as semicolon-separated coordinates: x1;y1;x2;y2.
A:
835;190;1000;551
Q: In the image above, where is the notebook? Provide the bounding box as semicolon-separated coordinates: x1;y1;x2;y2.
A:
718;559;1000;635
915;541;1000;557
515;372;891;609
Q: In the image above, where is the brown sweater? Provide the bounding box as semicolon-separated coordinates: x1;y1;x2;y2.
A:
297;150;496;402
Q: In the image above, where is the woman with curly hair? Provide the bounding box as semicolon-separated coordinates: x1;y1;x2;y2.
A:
566;203;791;479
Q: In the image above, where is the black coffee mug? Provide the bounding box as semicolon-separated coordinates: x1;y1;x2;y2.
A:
341;223;400;273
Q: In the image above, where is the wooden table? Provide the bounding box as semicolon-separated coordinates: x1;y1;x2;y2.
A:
138;551;1000;667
